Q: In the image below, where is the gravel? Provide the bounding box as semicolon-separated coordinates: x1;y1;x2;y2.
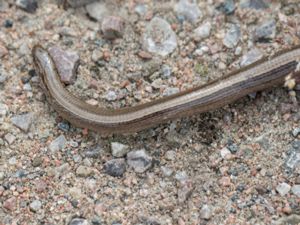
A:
1;1;300;224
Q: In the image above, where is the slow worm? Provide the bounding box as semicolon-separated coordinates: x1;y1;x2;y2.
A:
32;45;300;135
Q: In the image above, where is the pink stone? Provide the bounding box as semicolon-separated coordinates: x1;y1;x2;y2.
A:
48;46;79;84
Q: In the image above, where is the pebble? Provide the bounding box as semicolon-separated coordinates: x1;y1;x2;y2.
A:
3;197;17;211
160;166;173;177
104;158;126;177
135;4;148;16
138;51;153;60
0;73;7;83
4;133;16;144
23;83;32;91
11;112;34;132
291;185;300;197
193;22;212;41
0;44;8;58
111;142;130;158
292;127;300;137
127;149;153;173
16;0;38;13
91;49;103;62
69;218;90;225
178;179;193;203
48;135;67;152
200;204;213;220
174;171;188;183
165;150;176;161
4;19;13;28
101;16;125;40
285;145;300;170
216;0;235;15
0;104;6;118
32;157;43;167
220;147;232;159
84;145;103;158
0;1;9;12
29;200;42;212
161;64;172;78
0;171;4;181
163;87;179;96
174;0;202;23
240;48;263;67
240;0;269;10
105;90;117;101
48;46;79;84
254;19;276;42
219;176;231;187
223;24;241;48
86;1;109;21
143;17;177;56
276;182;291;196
76;165;94;177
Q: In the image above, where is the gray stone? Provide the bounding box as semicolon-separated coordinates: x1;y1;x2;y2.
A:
200;204;213;220
163;87;179;97
178;179;193;203
193;22;212;41
48;46;79;84
291;185;300;197
223;24;241;48
220;147;232;159
104;159;126;177
127;149;152;173
0;74;7;83
23;83;32;91
285;148;300;170
175;171;188;183
49;135;67;152
161;166;173;177
161;64;172;78
111;142;130;158
29;200;42;212
240;48;263;67
174;0;202;23
69;218;90;225
217;0;235;15
165;150;176;161
143;17;177;57
292;127;300;137
11;112;34;132
105;90;117;101
4;133;15;144
16;0;38;13
86;1;109;21
240;0;269;10
135;4;148;16
254;19;276;42
0;171;4;181
76;165;94;177
0;103;8;117
84;145;103;158
276;182;291;196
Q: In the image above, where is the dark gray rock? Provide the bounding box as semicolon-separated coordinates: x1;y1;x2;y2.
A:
104;159;126;177
254;19;276;42
16;0;38;13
